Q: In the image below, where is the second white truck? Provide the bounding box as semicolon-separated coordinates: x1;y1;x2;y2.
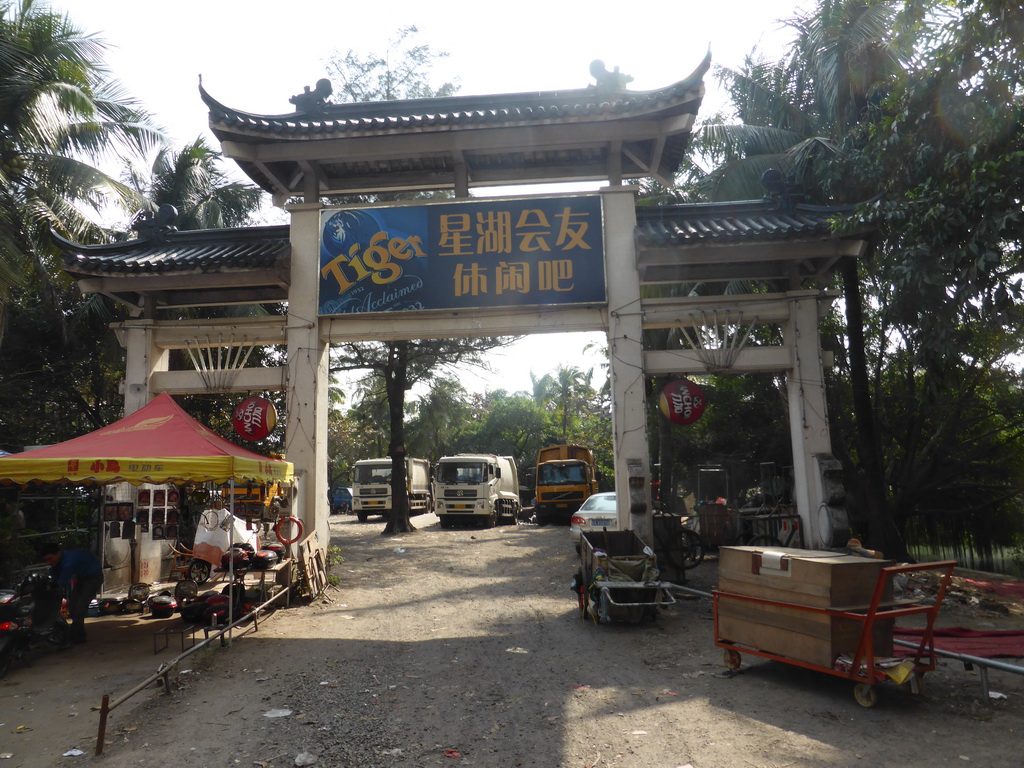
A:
433;454;521;528
351;457;432;522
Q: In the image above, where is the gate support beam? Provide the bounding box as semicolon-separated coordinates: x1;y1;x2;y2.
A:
285;202;330;548
602;186;653;544
785;293;834;549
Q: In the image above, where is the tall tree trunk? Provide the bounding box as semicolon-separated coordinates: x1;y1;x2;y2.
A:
841;255;907;560
383;341;415;535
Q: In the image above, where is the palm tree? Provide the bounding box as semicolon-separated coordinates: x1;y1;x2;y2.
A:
685;0;907;203
550;365;594;443
123;137;265;231
0;0;161;344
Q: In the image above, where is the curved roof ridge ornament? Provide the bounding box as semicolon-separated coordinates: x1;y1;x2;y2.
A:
288;78;334;115
589;60;634;91
761;168;805;212
130;203;178;242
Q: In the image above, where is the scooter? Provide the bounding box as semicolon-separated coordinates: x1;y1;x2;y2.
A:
0;572;70;679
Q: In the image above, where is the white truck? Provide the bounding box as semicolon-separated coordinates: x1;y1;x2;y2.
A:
351;457;432;522
433;454;521;528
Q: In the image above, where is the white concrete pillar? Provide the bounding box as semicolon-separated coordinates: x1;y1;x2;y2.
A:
285;202;330;552
119;319;169;415
784;291;833;549
601;185;653;545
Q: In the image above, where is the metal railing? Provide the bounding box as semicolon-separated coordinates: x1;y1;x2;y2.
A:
892;637;1024;700
94;586;290;756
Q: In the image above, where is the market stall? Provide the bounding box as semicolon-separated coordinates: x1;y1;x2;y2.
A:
0;393;294;591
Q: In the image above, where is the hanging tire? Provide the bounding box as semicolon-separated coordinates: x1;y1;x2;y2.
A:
187;559;212;585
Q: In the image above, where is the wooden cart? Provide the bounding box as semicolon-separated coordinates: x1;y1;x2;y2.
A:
714;558;956;706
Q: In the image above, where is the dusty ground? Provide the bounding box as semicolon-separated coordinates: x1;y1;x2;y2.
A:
2;512;1023;768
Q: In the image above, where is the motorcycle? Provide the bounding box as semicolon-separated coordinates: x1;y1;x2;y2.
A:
0;572;70;679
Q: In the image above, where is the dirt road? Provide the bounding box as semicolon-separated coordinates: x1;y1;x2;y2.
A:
4;512;1023;768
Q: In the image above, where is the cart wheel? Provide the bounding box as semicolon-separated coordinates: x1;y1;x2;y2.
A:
723;649;742;670
853;683;878;708
680;529;705;569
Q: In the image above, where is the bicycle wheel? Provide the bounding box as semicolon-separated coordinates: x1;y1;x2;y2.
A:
679;528;705;569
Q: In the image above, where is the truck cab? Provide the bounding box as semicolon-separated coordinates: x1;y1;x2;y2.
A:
352;457;432;522
433;454;521;528
533;444;598;525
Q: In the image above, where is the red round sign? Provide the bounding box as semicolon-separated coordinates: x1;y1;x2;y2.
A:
658;378;706;425
232;396;278;441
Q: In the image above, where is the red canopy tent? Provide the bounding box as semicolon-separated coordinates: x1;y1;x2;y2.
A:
0;392;292;486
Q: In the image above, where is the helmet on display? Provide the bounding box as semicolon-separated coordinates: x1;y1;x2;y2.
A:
127;583;151;601
221;549;251;571
148;592;178;619
98;597;124;615
250;550;279;569
174;579;199;604
122;598;145;614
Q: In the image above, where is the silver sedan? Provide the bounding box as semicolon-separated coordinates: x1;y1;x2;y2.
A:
569;492;620;553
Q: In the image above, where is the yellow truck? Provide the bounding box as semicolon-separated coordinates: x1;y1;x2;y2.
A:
533;444;598;525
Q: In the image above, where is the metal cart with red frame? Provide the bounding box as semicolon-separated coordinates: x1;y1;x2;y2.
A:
714;559;956;707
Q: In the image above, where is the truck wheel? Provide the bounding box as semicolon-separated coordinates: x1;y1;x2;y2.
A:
485;512;497;528
356;511;368;523
439;516;453;529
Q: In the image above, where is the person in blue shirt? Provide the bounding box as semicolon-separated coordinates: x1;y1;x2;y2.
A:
40;543;103;644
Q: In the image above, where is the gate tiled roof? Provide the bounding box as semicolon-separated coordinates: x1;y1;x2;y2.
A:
201;55;711;200
56;225;291;311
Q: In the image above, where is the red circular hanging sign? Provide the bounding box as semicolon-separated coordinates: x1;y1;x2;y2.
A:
232;396;278;441
658;378;706;425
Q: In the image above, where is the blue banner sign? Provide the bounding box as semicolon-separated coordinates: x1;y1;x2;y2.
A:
318;195;605;315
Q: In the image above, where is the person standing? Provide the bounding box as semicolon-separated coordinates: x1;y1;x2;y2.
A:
40;543;103;644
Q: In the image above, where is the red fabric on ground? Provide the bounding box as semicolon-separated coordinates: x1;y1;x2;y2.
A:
960;578;1024;600
894;626;1024;658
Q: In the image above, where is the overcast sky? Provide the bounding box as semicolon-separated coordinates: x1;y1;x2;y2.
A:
52;0;800;396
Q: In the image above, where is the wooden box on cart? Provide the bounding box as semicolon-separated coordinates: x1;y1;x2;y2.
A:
716;546;895;669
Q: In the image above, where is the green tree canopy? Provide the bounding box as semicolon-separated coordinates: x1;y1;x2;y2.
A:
0;0;161;342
